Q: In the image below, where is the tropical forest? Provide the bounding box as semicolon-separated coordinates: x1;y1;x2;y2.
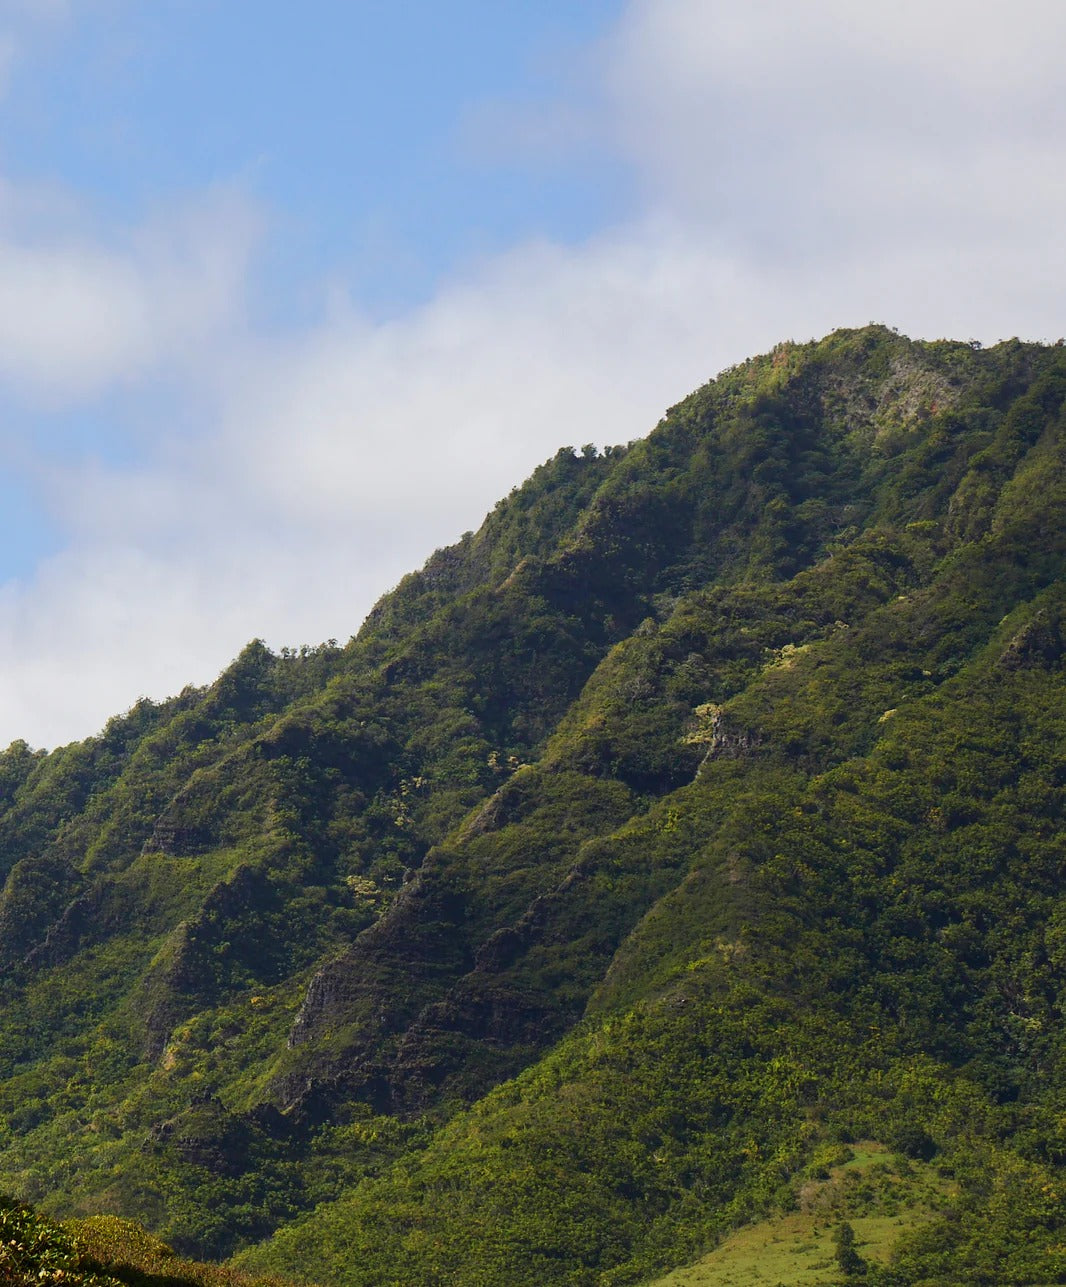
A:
2;325;1066;1285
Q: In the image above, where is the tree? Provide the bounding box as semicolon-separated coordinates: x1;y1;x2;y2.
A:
833;1221;867;1277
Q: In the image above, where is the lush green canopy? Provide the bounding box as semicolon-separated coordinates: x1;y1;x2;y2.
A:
3;327;1066;1284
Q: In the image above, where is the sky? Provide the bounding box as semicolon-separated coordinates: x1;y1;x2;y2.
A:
0;0;1064;749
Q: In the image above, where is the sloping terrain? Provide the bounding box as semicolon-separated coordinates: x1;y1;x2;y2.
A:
0;1194;285;1287
650;1142;948;1286
2;326;1066;1284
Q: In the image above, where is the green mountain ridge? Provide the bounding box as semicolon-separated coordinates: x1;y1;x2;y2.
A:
2;325;1066;1284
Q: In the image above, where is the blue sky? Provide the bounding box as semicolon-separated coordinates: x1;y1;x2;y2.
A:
1;0;1065;747
0;1;624;569
3;3;625;308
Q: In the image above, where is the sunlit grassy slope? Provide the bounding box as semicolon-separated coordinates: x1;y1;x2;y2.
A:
650;1143;945;1286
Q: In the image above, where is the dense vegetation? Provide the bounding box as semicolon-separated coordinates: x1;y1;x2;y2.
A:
0;1194;282;1287
2;326;1066;1283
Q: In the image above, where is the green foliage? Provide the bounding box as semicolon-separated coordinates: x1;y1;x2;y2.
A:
4;327;1066;1283
0;1195;294;1287
833;1221;867;1276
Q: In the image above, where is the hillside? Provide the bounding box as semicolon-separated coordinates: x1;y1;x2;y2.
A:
0;1194;282;1287
2;325;1066;1284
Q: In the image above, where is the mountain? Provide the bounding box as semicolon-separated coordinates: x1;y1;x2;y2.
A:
2;325;1065;1285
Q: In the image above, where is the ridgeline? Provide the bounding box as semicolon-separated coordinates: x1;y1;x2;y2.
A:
2;326;1065;1285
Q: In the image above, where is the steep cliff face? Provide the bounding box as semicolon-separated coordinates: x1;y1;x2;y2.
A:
2;327;1066;1283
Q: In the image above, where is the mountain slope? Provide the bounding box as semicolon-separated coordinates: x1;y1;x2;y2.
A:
2;326;1066;1284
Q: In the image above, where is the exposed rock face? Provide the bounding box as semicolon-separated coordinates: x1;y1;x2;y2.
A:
685;703;762;770
280;784;681;1117
22;888;107;970
998;609;1064;671
383;980;560;1113
147;1098;257;1179
142;822;210;857
287;873;474;1053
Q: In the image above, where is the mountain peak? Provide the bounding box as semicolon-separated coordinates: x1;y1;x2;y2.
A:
2;328;1066;1284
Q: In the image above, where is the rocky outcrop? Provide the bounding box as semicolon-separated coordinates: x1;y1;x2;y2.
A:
146;1097;257;1178
684;703;762;771
142;821;210;857
997;609;1064;671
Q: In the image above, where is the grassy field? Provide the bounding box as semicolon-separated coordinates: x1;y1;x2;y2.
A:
650;1143;948;1286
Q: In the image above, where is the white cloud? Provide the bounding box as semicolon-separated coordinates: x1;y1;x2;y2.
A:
0;537;391;750
0;187;257;404
3;0;1066;748
605;0;1066;256
216;231;735;528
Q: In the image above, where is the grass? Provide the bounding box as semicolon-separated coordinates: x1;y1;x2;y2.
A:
68;1214;296;1287
649;1142;949;1286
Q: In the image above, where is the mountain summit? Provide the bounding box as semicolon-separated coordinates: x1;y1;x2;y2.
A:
2;326;1065;1285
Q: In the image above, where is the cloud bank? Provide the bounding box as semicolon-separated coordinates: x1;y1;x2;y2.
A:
2;0;1066;747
